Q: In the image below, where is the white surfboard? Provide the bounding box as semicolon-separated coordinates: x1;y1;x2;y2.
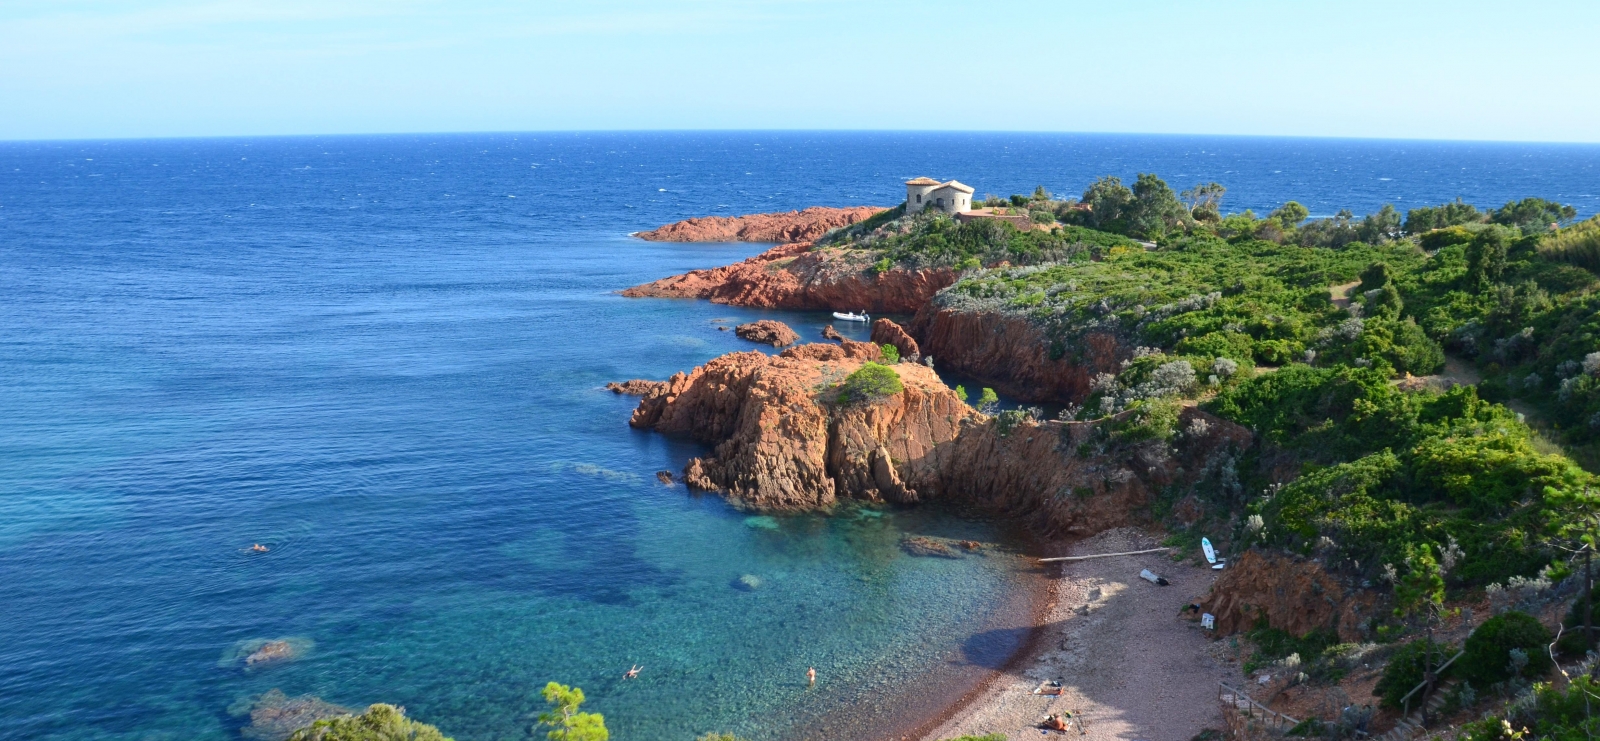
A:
1202;537;1217;564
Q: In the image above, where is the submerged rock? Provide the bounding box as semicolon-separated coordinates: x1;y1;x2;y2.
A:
733;574;763;591
222;636;313;670
246;640;295;666
241;688;352;741
734;320;800;347
656;470;675;485
606;379;663;395
901;536;961;559
742;515;780;530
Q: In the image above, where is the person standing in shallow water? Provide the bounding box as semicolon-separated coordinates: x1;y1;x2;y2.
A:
807;667;816;686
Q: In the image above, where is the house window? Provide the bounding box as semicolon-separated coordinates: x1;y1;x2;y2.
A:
916;194;921;203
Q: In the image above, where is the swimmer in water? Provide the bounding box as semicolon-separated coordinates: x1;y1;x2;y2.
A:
807;667;816;685
251;544;268;553
624;665;641;679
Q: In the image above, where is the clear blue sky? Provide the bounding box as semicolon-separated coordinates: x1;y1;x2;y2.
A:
2;0;1598;142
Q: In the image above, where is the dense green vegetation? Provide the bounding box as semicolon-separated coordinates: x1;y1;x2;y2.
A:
1374;638;1453;710
837;362;904;404
823;175;1600;728
288;704;452;741
1458;611;1553;687
1459;676;1600;739
1208;365;1594;590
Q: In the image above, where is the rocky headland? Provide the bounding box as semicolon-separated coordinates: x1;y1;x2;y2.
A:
635;205;885;243
621;240;957;313
616;195;1600;738
613;320;1250;536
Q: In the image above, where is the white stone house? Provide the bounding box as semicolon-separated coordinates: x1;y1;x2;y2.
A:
905;177;974;215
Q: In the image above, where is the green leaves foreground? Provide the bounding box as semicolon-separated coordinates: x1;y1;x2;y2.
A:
538;682;608;741
288;704;451;741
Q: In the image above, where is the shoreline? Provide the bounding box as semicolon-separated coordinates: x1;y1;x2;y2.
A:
913;528;1242;741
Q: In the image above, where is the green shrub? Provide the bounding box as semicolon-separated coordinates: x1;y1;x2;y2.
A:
879;343;900;364
1539;216;1600;273
838;363;904;404
954;385;969;403
536;683;607;741
1458;611;1553;686
1030;209;1056;224
1418;225;1478;251
289;704;452;741
1374;638;1454;709
977;388;999;415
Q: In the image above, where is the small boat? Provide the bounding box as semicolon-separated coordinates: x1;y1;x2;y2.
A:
832;311;869;322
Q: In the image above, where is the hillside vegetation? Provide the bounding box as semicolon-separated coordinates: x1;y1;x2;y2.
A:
821;175;1600;733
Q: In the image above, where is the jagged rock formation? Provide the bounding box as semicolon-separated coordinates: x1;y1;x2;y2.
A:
620;344;1251;536
621;242;957;314
626;340;973;508
920;406;1251;536
910;305;1123;404
635;206;885;243
870;318;920;360
734;320;799;347
1198;549;1382;642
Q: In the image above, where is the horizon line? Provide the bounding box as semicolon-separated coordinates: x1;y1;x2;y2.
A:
5;128;1600;147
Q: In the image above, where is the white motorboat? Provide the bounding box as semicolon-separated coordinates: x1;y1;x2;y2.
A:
832;311;869;322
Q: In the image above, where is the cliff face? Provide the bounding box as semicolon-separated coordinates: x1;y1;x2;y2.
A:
622;243;957;314
870;318;920;361
620;341;1252;537
920;407;1252;537
624;340;975;509
635;206;886;243
910;305;1123;404
1198;550;1382;642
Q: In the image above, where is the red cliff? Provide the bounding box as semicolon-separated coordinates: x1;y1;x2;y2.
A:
626;340;975;509
635;206;886;243
621;343;1252;535
910;306;1124;404
621;243;956;314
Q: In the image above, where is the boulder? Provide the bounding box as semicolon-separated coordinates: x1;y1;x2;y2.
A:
734;320;800;347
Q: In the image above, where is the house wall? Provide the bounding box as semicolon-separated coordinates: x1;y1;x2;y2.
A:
906;183;939;214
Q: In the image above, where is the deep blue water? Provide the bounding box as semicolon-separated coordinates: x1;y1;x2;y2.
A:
2;132;1599;741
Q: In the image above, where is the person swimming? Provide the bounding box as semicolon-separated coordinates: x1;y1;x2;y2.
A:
806;667;816;685
250;544;268;553
624;664;641;679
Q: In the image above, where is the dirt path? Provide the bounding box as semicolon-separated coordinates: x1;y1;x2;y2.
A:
919;529;1240;741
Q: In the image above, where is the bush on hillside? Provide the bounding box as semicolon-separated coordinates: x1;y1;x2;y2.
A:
838;363;903;404
1374;638;1454;710
879;343;900;364
1458;611;1552;687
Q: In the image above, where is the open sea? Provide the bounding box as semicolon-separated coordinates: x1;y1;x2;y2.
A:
2;132;1598;741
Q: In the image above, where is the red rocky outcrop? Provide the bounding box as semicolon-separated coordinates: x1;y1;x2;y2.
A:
734;320;800;347
626;341;974;509
910;306;1124;404
1198;550;1382;642
870;318;920;360
622;344;1253;535
622;242;956;314
636;206;886;244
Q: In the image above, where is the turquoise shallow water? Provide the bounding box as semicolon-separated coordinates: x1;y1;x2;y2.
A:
3;132;1598;741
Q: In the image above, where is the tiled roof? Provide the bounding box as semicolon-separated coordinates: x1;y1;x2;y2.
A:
904;177;941;186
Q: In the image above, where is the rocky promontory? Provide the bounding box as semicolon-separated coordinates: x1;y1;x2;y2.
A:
621;241;956;314
734;320;799;347
635;206;886;243
616;338;1250;534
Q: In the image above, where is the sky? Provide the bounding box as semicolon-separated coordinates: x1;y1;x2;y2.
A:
2;0;1598;142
